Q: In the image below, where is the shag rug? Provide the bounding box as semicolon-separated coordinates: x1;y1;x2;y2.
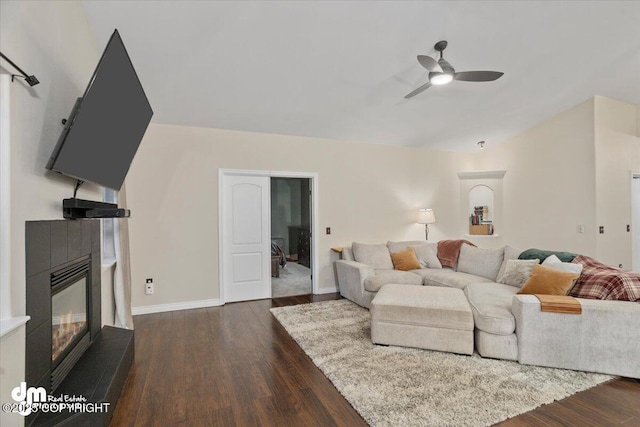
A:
270;299;613;427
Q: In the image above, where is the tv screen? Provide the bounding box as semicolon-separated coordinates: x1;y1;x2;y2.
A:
46;29;153;191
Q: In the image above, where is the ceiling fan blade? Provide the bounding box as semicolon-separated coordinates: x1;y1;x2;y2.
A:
454;71;504;82
404;81;432;99
417;55;443;72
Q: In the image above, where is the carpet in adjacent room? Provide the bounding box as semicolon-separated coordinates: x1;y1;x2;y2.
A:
271;261;312;297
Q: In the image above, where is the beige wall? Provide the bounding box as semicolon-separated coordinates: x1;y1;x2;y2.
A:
460;99;598;255
126;124;465;309
462;97;640;268
0;2;100;423
594;96;640;268
126;97;638;311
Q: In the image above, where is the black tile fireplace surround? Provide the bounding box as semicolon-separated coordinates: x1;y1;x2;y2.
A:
25;220;133;427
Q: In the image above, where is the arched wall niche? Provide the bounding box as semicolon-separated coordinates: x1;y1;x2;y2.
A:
468;184;494;222
457;170;506;247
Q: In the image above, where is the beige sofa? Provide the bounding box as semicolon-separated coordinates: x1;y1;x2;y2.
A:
335;241;640;378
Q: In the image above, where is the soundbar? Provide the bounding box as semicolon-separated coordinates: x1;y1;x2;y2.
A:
63;198;131;219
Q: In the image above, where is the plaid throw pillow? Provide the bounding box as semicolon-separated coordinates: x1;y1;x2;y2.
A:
570;255;640;302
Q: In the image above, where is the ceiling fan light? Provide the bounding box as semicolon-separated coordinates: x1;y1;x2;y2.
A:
430;73;453;86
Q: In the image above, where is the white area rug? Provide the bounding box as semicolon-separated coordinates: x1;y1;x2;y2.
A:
270;299;613;427
271;261;311;297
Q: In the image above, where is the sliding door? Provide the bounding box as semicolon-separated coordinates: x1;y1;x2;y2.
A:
221;174;271;302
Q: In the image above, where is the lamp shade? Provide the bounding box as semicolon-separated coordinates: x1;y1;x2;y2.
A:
418;208;436;224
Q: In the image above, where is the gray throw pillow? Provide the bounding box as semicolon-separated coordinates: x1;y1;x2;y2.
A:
542;254;584;275
456;244;504;281
499;259;540;288
412;245;442;269
352;242;393;270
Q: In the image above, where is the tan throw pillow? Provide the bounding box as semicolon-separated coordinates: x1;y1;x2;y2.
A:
390;247;421;271
518;264;580;296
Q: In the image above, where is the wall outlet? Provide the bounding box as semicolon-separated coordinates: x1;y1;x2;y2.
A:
577;224;584;233
326;227;331;235
145;278;154;295
599;226;604;234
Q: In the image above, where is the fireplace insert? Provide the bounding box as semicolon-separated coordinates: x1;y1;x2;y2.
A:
50;258;91;391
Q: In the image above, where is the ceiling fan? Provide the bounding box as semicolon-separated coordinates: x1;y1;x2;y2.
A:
404;40;504;99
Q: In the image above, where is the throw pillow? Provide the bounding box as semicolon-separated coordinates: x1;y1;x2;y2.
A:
390;247;422;271
496;245;523;282
518;264;580;296
499;259;540;288
518;248;578;263
352;242;393;270
456;244;505;280
542;254;584;275
412;244;442;269
387;240;432;254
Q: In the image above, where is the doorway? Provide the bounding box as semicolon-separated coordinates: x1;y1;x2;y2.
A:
632;173;640;272
219;170;318;304
270;177;312;297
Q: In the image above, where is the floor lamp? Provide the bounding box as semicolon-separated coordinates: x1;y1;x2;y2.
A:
418;209;436;240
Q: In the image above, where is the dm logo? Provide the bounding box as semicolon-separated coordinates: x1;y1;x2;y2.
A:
11;382;47;416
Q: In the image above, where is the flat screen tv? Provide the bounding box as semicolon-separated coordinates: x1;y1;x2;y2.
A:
46;29;153;191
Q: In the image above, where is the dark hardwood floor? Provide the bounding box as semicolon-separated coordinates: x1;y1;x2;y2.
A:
110;294;640;426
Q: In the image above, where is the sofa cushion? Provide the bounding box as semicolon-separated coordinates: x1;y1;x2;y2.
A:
457;244;504;281
352;242;393;270
363;269;423;292
390;247;421;271
518;264;580;296
388;241;441;269
342;247;354;261
464;282;518;335
412;268;492;289
437;239;475;268
498;259;539;288
497;245;523;282
387;240;432;253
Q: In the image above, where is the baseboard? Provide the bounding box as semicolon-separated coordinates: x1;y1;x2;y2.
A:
315;286;339;295
132;298;222;315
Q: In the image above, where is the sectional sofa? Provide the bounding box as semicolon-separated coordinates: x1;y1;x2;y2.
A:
335;241;640;378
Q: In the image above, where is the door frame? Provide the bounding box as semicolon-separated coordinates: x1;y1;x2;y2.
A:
632;171;640;272
218;169;319;304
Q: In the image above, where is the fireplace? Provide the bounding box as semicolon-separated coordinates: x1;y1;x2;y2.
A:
50;258;91;390
25;219;135;427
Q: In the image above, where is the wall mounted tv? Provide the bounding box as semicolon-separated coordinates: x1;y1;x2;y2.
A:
46;29;153;192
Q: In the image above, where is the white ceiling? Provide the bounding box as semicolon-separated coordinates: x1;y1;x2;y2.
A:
82;1;640;151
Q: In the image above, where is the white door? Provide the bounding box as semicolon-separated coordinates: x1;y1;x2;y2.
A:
222;174;271;302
